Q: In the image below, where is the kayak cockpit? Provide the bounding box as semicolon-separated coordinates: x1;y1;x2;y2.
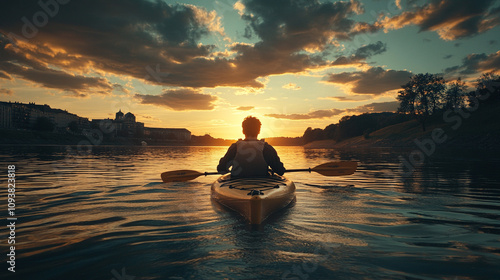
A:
211;174;295;224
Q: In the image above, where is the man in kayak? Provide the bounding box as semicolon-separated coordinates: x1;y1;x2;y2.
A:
217;116;286;177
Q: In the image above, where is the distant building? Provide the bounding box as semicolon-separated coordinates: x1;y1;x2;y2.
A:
0;102;191;144
91;110;144;138
0;101;89;131
92;110;191;143
0;103;12;128
144;127;191;142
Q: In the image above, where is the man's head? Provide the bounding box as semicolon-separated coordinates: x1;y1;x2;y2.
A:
242;116;261;137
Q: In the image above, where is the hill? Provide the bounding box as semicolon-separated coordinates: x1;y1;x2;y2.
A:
305;102;500;151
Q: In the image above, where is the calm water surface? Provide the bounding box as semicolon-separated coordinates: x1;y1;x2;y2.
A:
1;145;499;280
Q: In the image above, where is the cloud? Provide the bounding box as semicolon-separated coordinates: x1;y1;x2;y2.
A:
322;96;371;102
135;89;218;111
395;0;402;10
0;88;13;95
349;101;400;113
266;109;344;120
136;114;161;123
354;41;387;59
237;106;254;111
325;67;412;95
0;71;12;80
234;87;265;95
332;41;387;66
225;0;377;78
239;0;362;46
378;0;500;40
0;0;380;92
444;51;500;77
0;0;258;89
0;61;114;96
282;83;301;90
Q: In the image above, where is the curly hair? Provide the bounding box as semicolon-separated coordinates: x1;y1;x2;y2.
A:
242;116;261;137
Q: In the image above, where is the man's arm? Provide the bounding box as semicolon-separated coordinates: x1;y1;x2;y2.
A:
263;143;286;175
217;143;237;174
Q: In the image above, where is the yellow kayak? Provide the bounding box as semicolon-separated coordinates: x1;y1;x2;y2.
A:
211;174;296;224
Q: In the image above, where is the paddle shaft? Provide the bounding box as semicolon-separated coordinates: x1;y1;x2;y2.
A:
285;168;313;173
161;161;357;182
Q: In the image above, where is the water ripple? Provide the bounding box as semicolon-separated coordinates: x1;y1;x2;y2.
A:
0;146;499;279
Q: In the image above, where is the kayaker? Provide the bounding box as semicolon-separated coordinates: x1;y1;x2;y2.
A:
217;116;286;177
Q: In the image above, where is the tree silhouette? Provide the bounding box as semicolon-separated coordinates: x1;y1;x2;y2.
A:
302;127;325;143
397;73;446;131
469;72;500;107
444;78;467;110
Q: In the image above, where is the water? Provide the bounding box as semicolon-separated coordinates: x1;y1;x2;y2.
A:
1;145;499;280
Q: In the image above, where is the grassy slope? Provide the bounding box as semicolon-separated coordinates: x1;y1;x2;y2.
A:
305;103;500;150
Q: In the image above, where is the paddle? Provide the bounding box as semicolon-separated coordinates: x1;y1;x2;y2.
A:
161;170;220;183
284;161;357;176
161;161;357;183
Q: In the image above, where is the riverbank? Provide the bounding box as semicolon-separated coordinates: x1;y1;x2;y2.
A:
0;129;190;146
0;129;304;147
305;103;500;152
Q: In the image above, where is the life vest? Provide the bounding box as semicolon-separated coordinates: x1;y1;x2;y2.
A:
231;140;269;177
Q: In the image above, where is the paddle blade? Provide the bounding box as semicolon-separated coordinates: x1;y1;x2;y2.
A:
311;161;357;176
161;170;203;182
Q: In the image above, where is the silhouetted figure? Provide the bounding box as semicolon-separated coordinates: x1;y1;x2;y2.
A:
217;116;285;177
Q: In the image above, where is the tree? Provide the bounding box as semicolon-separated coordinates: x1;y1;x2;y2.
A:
469;72;500;107
33;116;55;132
397;73;446;131
444;78;467;110
302;127;325;143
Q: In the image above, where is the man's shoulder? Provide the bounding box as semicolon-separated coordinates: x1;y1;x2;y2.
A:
263;141;277;150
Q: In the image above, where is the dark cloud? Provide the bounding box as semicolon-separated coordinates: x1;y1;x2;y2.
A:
236;106;254;111
0;0;250;89
266;109;344;120
227;0;375;77
1;35;112;96
240;0;362;45
444;51;500;77
350;101;400;113
0;63;113;94
0;0;379;93
443;55;453;59
332;41;387;66
0;88;13;95
379;0;500;40
325;67;412;95
135;89;218;111
260;100;400;120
